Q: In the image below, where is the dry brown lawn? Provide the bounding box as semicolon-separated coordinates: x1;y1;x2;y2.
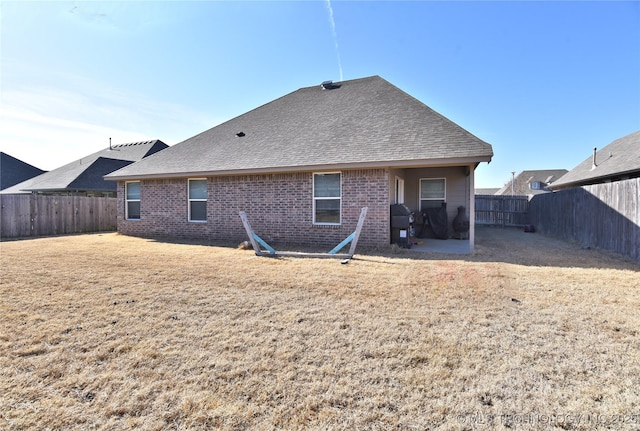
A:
1;228;639;430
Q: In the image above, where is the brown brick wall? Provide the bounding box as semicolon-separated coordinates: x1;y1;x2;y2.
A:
117;169;390;248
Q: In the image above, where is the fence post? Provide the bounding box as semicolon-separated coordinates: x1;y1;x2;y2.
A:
29;194;36;237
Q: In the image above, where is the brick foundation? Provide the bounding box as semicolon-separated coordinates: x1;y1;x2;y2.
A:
117;169;390;248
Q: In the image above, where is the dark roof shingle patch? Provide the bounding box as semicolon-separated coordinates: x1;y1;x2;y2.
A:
0;152;46;190
1;140;168;194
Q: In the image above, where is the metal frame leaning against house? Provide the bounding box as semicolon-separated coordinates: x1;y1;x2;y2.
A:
239;207;368;261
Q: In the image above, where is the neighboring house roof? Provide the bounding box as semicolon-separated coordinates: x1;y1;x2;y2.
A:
0;152;46;190
550;130;640;190
1;140;168;194
475;188;500;195
106;76;493;181
495;169;568;196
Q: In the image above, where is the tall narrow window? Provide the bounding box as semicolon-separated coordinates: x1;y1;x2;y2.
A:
188;179;207;222
313;173;341;225
419;178;446;211
125;181;141;220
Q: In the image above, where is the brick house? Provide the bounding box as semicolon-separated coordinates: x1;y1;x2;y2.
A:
105;76;493;250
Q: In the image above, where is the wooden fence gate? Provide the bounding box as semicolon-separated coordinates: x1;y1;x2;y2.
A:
0;195;117;238
475;195;530;227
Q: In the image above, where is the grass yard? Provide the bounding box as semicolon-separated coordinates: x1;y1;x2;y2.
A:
1;228;639;430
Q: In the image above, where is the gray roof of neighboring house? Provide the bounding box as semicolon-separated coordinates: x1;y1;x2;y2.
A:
550;130;640;189
0;152;46;190
496;169;569;196
475;188;500;195
106;76;493;181
1;140;168;194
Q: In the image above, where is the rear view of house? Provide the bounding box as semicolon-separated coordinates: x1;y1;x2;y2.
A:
106;76;493;250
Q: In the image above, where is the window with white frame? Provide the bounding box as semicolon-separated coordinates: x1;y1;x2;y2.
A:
313;172;341;224
188;179;207;222
125;181;141;220
419;178;446;211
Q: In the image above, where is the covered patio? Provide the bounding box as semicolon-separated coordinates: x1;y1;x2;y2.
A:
408;238;471;254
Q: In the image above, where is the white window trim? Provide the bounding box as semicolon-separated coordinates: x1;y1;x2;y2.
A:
125;181;141;221
419;177;446;210
395;176;405;204
313;172;342;225
188;178;207;223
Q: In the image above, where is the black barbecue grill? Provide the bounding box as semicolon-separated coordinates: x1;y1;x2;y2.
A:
390;204;414;248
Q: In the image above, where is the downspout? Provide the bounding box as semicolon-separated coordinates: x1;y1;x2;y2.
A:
469;163;475;252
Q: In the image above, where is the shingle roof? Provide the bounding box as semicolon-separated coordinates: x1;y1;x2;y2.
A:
106;76;493;180
550;130;640;189
495;169;568;196
1;140;168;194
475;188;500;195
0;152;46;190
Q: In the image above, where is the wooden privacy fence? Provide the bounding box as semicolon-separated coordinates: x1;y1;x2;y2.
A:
475;195;530;227
0;195;117;238
529;178;639;261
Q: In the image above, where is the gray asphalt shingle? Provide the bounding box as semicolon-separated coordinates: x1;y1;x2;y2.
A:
550;130;640;189
106;76;492;180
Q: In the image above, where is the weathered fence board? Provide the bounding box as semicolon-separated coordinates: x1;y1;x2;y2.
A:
0;195;31;237
528;178;639;261
1;195;117;238
475;195;530;227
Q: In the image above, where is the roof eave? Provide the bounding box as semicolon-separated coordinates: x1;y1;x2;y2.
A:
20;188;78;193
549;168;640;190
104;156;493;181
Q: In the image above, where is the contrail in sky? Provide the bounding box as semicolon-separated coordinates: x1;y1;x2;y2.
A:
325;0;344;82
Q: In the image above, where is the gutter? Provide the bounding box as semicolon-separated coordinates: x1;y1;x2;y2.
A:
104;156;493;182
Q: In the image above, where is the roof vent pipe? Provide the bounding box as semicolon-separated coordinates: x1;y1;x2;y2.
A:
592;147;597;170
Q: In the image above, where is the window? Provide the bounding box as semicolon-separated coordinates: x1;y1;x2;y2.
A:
125;181;141;220
188;179;207;222
313;173;341;224
530;181;542;190
419;178;445;211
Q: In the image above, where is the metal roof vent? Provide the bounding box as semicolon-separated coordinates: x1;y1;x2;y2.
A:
320;80;340;90
236;132;245;137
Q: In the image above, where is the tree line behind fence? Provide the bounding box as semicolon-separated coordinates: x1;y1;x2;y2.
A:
1;195;117;238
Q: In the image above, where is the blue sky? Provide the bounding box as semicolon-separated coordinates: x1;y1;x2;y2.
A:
1;1;638;188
